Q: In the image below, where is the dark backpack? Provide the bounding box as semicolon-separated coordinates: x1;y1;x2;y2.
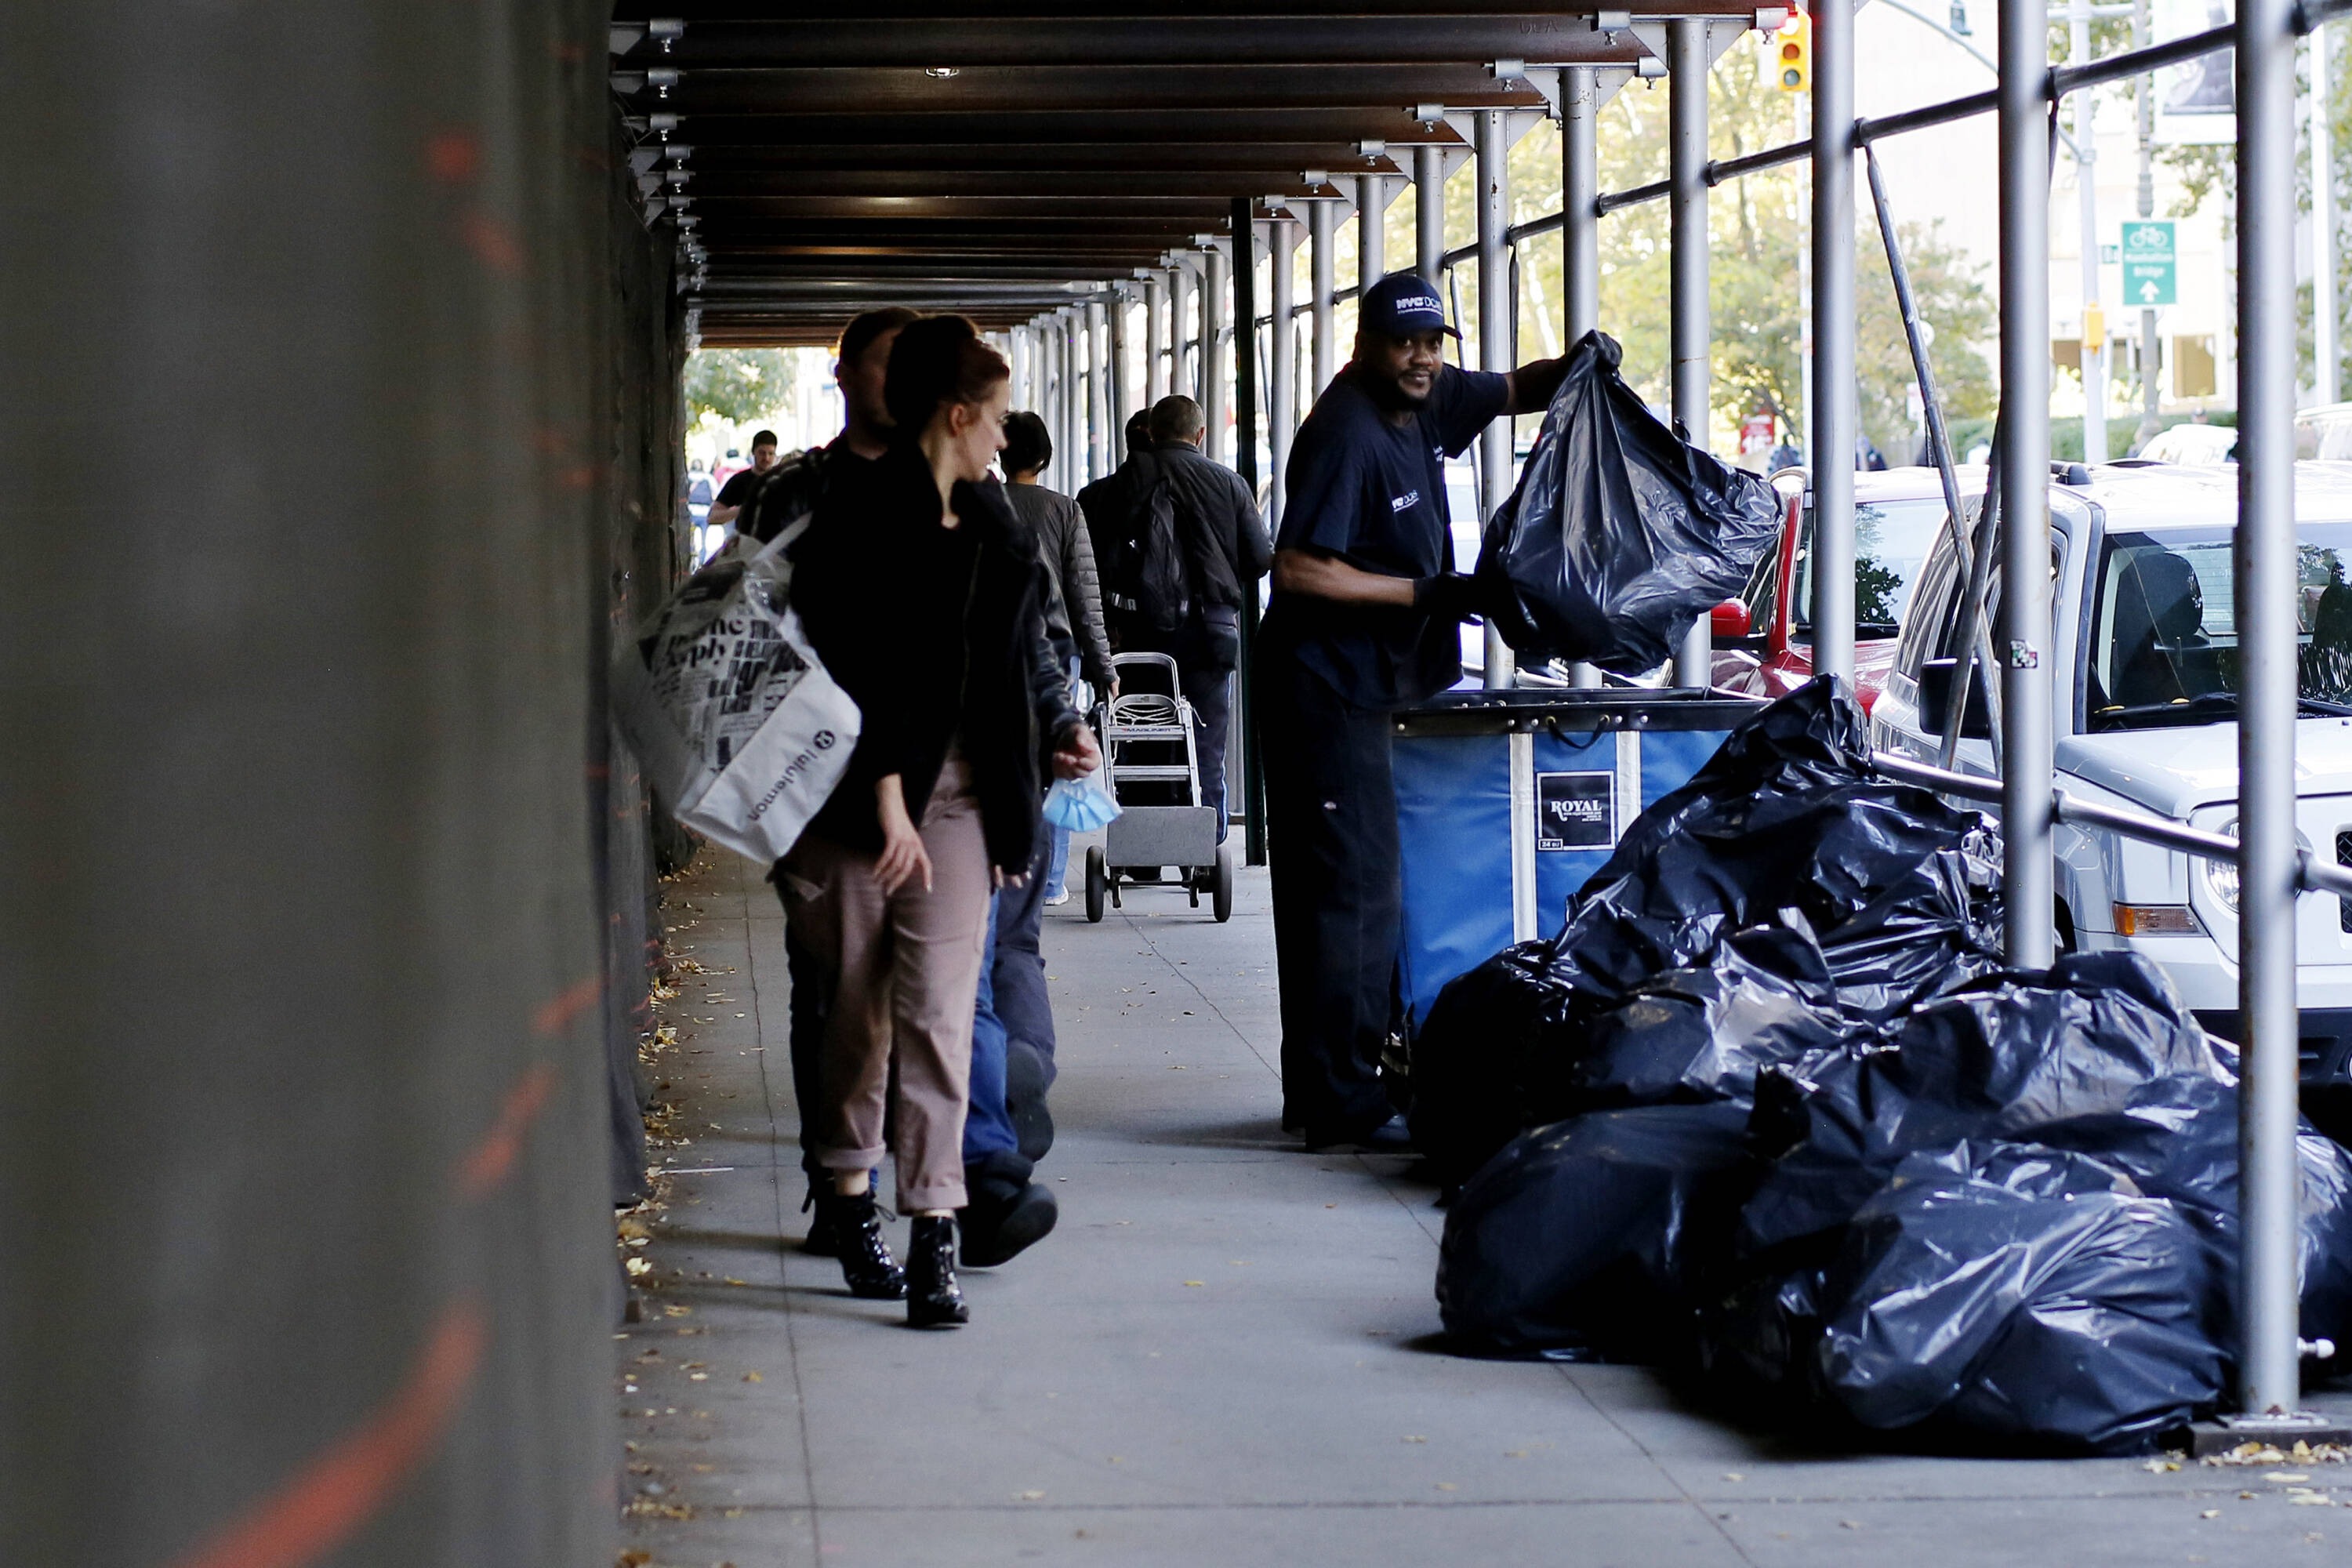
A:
1108;455;1193;634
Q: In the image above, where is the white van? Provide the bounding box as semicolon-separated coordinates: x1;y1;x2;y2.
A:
1869;463;2352;1085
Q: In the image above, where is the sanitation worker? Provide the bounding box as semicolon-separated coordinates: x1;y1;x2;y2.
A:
1257;273;1570;1152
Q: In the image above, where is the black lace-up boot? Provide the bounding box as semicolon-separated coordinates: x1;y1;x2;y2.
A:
816;1189;905;1300
905;1214;969;1328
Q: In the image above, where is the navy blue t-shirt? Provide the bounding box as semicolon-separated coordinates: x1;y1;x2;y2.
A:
1270;362;1509;707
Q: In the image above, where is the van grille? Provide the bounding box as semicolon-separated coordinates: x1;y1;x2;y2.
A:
2339;830;2352;932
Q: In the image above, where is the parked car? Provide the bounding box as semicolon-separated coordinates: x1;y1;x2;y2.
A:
1870;460;2352;1084
2136;421;2238;464
1710;466;1975;710
2297;401;2352;460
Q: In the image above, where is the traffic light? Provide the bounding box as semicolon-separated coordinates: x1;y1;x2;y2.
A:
1775;11;1811;93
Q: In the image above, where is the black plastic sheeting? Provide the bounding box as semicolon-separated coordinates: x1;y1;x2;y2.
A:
5;5;679;1563
1410;680;2000;1185
1432;681;2352;1453
1478;330;1783;673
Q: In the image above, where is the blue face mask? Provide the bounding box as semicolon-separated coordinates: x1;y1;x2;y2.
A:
1041;771;1121;832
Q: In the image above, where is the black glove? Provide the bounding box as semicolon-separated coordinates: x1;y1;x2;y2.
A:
1413;572;1486;624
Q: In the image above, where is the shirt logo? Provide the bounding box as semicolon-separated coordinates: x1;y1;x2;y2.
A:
1391;490;1420;513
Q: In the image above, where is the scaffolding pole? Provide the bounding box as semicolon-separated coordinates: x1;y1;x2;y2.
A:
1415;142;1447;284
1107;291;1131;452
1813;0;1859;688
1359;172;1388;287
1671;20;1714;690
1309;198;1338;400
1232;198;1269;868
1270;216;1300;524
1565;64;1606;689
1145;273;1168;404
1204;244;1231;464
2236;0;2310;1426
1087;299;1110;483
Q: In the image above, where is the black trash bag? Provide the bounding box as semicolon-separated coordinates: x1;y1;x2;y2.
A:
1815;1141;2224;1454
1736;951;2229;1261
1408;937;1592;1187
1551;680;2002;1009
1571;919;1852;1112
2072;1067;2352;1368
1478;330;1783;673
1436;1104;1759;1360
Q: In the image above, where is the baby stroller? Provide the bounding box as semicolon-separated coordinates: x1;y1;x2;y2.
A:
1083;651;1234;923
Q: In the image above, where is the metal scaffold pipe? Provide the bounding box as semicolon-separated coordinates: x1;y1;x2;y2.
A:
2236;0;2307;1423
1171;263;1194;402
1087;299;1110;482
1415;142;1447;286
2071;0;2108;464
1563;66;1600;339
1309;197;1338;400
1998;0;2056;972
2318;21;2340;405
1204;243;1230;464
1145;273;1168;403
1231;198;1269;869
1270;216;1299;524
1813;0;1859;688
1359;172;1388;287
1564;63;1606;690
1107;292;1131;449
1475;107;1515;694
1670;20;1713;690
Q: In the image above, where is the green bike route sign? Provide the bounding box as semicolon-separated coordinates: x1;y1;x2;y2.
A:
2120;220;2176;307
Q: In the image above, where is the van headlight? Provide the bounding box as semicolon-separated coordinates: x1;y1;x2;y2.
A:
2195;817;2310;913
2201;818;2241;912
2204;855;2239;912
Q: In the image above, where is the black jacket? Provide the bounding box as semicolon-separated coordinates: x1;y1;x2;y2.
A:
790;448;1080;873
1119;443;1275;615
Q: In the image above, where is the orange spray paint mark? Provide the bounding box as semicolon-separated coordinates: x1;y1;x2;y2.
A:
169;1299;488;1568
456;1062;558;1200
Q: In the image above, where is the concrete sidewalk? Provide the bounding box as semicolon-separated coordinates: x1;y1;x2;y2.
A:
616;849;2350;1568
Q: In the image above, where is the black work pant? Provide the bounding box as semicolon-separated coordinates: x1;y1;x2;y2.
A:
1129;608;1240;840
783;923;833;1182
1256;645;1399;1137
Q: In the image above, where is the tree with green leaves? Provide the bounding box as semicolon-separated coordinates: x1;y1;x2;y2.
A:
1413;32;1996;459
683;348;797;426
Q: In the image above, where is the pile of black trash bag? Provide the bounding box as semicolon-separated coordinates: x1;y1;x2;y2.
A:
1410;677;2002;1188
1425;680;2352;1454
1478;329;1783;674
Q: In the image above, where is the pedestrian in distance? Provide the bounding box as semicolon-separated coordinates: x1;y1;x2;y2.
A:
1000;409;1116;908
709;430;779;533
1076;409;1159;643
1256;272;1572;1153
779;315;1102;1328
1105;394;1272;844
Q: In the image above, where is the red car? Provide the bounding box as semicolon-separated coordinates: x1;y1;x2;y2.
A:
1710;465;1977;710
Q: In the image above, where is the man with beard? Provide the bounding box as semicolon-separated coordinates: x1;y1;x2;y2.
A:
1258;273;1570;1152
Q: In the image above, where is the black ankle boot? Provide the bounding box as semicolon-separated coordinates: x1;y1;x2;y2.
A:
906;1215;968;1328
817;1189;905;1300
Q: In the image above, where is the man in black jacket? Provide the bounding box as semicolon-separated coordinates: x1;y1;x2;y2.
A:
1117;394;1273;843
1075;410;1156;642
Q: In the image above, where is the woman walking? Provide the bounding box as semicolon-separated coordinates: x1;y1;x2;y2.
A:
782;316;1098;1327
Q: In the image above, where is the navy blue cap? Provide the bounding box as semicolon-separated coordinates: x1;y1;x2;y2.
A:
1359;272;1461;339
